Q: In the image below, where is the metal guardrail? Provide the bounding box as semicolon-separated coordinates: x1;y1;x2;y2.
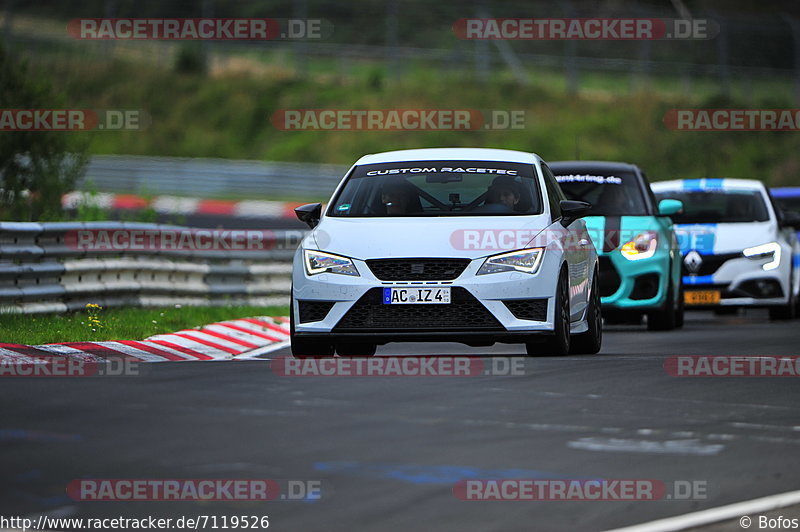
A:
79;155;349;198
0;222;306;314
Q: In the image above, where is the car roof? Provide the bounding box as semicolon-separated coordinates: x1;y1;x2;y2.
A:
354;148;542;165
771;187;800;198
548;160;640;173
651;178;766;192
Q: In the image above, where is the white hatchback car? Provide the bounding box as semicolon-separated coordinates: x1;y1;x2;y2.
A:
652;178;800;320
290;148;601;357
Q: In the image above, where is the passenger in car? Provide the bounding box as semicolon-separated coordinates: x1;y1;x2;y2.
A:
486;175;522;211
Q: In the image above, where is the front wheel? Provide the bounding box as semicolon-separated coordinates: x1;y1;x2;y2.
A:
647;280;677;331
769;276;796;321
674;282;685;329
528;270;570;356
570;269;602;355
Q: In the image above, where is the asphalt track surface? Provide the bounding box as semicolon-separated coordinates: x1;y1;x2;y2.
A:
1;310;798;532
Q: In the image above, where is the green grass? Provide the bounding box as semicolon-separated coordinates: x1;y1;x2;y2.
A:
16;37;800;189
0;305;289;345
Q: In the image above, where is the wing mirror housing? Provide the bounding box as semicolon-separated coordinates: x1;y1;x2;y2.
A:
560;200;592;227
295;203;322;228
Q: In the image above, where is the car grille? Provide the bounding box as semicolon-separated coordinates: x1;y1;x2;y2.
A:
366;258;470;281
297;301;335;323
598;256;621;297
681;252;742;277
334;287;504;331
503;299;548;321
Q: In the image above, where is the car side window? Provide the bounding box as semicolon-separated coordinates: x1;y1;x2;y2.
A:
640;171;658;213
540;164;564;220
765;189;784;225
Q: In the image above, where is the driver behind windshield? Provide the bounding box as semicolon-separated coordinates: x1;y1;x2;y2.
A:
380;179;422;215
485;175;521;211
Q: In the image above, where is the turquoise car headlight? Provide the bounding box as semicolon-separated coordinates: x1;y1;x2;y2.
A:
477;248;544;275
621;231;658;261
304;250;359;276
743;242;781;271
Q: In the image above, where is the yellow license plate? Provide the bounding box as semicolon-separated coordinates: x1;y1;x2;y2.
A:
684;290;721;305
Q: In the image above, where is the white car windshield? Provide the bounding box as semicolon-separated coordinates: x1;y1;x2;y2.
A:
655;190;770;223
327;160;543;217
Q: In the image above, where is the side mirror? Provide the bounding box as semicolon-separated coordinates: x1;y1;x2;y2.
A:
295;203;322;229
559;200;592;227
782;210;800;230
658;199;683;216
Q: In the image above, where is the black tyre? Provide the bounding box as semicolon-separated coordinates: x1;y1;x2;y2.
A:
290;299;334;358
603;311;643;326
570;269;602;355
674;281;685;329
769;276;796;321
647;280;677;331
528;270;570;356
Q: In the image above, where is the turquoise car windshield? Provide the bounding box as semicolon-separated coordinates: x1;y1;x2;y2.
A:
554;171;649;216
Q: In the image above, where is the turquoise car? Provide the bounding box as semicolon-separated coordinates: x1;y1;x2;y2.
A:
550;161;684;330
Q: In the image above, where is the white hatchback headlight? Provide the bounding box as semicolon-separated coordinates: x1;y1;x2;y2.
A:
477;248;544;275
743;242;781;271
304;250;359;276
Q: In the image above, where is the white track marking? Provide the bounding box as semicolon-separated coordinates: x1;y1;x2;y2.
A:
235;340;291;360
203;324;270;345
144;334;230;358
135;341;203;361
605;489;800;532
221;320;289;339
100;342;172;362
174;330;250;351
567;437;725;456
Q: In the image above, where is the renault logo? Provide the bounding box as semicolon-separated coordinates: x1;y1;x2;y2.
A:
684;250;703;274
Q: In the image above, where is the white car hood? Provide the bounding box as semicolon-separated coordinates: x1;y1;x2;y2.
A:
675;221;778;254
309;215;552;260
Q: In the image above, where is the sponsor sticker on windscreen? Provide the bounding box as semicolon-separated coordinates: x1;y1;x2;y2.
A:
383;287;451;304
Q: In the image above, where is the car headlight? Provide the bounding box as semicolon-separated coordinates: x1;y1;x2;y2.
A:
621;231;658;261
743;242;781;271
477;248;544;275
303;250;359;276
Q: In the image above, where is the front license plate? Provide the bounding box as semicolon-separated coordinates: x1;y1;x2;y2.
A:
383;287;451;304
684;290;721;305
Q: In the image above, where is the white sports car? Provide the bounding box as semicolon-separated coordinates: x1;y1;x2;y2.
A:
290;147;601;357
652;178;800;319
